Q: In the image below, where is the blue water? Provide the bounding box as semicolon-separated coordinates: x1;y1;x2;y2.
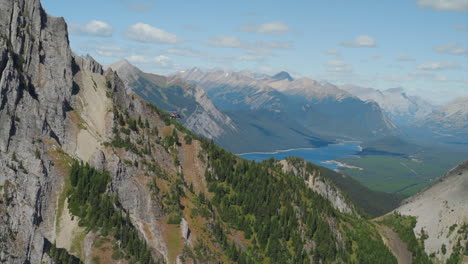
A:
238;141;362;170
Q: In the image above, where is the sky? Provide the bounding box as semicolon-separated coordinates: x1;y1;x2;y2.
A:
41;0;468;104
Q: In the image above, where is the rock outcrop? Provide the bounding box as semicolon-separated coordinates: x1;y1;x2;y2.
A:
280;159;357;215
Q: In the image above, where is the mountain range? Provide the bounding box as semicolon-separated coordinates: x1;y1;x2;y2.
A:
0;0;466;264
339;85;435;125
174;67;399;152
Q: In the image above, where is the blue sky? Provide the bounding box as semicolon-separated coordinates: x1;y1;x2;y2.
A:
41;0;467;104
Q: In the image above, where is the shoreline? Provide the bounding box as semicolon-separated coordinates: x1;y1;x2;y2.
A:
323;160;364;171
236;140;362;156
236;147;316;156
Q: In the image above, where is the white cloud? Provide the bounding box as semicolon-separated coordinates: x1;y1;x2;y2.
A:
205;35;246;48
433;43;468;55
126;23;182;43
240;21;291;35
371;53;381;59
417;0;468;12
325;48;341;56
126;55;173;67
325;60;353;72
416;61;460;70
396;54;413;61
69;20;113;37
341;35;377;47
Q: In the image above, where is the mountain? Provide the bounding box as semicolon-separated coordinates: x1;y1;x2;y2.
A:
417;97;468;142
395;161;468;262
269;79;399;139
0;1;414;263
340;85;435;125
271;71;293;81
176;68;399;144
174;68;330;153
108;60;237;140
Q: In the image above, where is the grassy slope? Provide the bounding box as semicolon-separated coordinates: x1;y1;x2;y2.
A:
337;136;468;196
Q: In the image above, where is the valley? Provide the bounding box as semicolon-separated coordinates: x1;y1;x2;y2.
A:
1;0;467;263
238;140;361;170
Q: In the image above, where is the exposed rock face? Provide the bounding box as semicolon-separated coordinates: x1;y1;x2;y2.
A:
109;60;237;140
0;0;75;262
0;1;169;262
280;159;357;215
175;68;400;144
396;161;468;261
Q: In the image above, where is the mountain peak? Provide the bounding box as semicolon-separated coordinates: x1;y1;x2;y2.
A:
108;59;138;72
272;71;293;81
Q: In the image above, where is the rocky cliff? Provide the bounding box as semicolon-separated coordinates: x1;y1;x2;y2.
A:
1;1;456;264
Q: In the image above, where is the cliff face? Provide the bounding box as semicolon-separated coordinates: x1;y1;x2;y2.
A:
0;1;75;262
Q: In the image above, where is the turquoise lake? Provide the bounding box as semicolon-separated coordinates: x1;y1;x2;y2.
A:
238;141;362;170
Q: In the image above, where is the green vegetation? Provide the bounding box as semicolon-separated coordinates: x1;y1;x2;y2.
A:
44;240;82;264
379;213;431;264
67;161;159;264
200;140;397;263
286;157;403;217
338;155;445;196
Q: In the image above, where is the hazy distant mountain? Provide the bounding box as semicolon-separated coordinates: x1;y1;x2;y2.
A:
340;85;435;125
176;68;399;143
417;97;468;141
271;71;294;81
109;60;237;140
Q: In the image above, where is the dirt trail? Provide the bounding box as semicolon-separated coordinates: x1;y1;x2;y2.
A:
376;224;412;264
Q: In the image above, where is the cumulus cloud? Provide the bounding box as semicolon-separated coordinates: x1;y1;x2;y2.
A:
341;35;377;47
416;61;460;70
69;20;113;37
433;43;468;55
126;23;183;43
325;48;341;56
125;55;173;67
417;0;468;12
240;21;291;35
325;60;353;72
396;54;413;61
